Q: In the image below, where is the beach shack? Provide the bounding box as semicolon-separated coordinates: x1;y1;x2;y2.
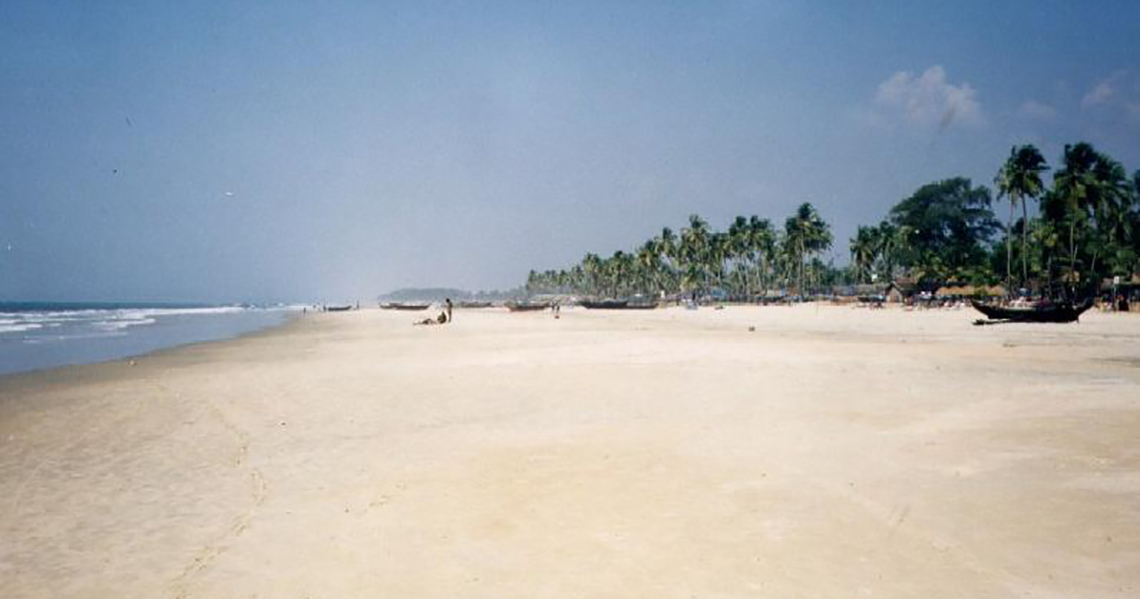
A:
935;284;1006;301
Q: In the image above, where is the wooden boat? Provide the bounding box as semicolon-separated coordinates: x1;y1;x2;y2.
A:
380;302;431;311
971;299;1093;324
457;301;493;309
579;299;628;309
580;298;658;310
505;301;549;312
325;305;354;312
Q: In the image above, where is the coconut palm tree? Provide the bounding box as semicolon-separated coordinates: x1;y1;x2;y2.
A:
581;253;603;295
748;216;777;296
784;203;833;296
1087;157;1131;279
680;215;711;298
727;216;751;297
1051;143;1132;291
637;240;663;296
850;225;880;284
995;144;1048;289
1053;143;1099;284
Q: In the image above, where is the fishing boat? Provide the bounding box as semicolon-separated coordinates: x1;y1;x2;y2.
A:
579;299;628;309
457;301;493;309
505;301;549;312
971;299;1094;324
325;305;354;312
580;298;658;310
380;302;431;311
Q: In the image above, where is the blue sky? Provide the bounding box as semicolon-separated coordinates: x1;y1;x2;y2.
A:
2;1;1138;302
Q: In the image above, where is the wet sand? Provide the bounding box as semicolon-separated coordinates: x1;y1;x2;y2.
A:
2;305;1138;598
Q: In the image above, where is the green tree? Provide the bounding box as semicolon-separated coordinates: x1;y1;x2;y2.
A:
679;215;711;297
749;216;778;296
784;203;833;296
887;178;999;285
850;225;880;284
995;144;1048;289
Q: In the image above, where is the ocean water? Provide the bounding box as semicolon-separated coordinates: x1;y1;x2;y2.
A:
0;302;296;376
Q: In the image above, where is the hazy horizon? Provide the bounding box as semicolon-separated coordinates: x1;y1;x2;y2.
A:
3;1;1139;303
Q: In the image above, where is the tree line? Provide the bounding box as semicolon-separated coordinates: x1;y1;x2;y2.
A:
851;142;1140;297
525;141;1140;299
525;204;835;299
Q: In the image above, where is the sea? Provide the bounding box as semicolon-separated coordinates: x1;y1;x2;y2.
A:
0;302;297;376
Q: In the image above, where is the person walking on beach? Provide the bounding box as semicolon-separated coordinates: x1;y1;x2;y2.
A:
445;298;453;323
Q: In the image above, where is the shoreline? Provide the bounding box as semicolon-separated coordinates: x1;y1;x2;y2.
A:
2;305;1138;598
0;309;302;385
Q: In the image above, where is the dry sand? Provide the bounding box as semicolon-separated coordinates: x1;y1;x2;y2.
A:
1;305;1138;598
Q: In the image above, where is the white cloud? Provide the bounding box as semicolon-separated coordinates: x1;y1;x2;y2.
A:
1081;81;1114;108
874;65;983;131
1016;100;1056;121
1080;71;1140;126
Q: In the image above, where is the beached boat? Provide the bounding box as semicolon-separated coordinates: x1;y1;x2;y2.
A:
325;305;354;312
971;299;1093;324
579;299;628;309
579;296;661;310
457;301;493;309
380;302;431;311
505;301;549;312
580;298;658;310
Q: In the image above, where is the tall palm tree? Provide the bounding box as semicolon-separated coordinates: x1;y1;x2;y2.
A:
784;203;833;296
995;144;1048;289
1088;156;1131;278
680;215;711;297
637;240;662;296
582;253;603;295
708;231;730;293
748;216;777;296
727;216;751;297
1052;142;1124;289
1053;144;1095;284
850;225;880;284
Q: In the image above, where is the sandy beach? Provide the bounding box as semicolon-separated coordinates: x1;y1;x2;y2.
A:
1;305;1138;598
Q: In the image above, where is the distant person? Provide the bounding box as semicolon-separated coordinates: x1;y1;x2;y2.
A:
445;298;453;323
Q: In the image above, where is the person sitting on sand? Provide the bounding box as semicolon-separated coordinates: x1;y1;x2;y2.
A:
413;311;448;326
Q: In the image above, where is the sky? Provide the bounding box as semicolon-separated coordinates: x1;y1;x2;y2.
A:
2;1;1139;303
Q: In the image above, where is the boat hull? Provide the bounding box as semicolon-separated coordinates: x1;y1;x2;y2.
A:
505;302;549;312
580;299;659;310
381;303;431;311
971;299;1093;323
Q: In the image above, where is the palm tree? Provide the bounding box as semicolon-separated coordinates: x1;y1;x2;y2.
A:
784;203;833;296
1051;143;1132;291
995;144;1048;289
727;216;751;297
708;231;730;293
637;240;663;296
1088;155;1130;278
582;253;603;295
850;225;880;284
680;215;711;298
748;216;777;296
1053;143;1100;285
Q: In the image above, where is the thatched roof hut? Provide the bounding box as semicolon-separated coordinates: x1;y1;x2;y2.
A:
935;284;1006;298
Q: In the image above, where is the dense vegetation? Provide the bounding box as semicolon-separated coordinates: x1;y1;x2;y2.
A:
525;142;1140;299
